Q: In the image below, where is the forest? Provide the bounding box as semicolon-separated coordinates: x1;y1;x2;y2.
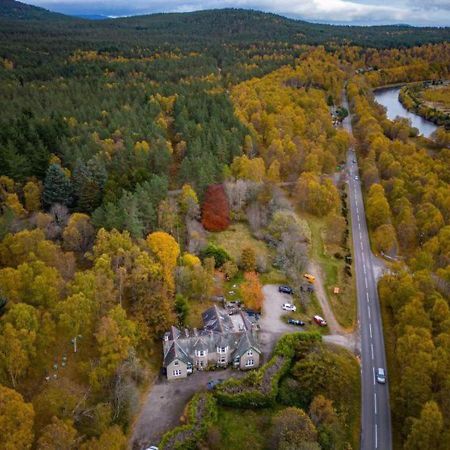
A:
0;2;450;449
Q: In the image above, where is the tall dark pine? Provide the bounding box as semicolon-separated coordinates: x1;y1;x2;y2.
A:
42;163;72;208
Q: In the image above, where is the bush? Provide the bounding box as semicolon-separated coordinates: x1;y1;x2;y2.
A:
159;393;218;450
215;333;322;408
200;243;230;268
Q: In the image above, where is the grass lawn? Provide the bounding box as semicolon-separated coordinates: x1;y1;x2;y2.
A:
298;209;356;331
214;407;272;450
209;222;271;263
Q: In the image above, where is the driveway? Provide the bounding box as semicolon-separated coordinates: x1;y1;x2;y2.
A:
131;368;244;449
258;285;296;357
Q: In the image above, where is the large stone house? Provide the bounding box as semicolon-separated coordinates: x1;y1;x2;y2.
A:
163;305;261;380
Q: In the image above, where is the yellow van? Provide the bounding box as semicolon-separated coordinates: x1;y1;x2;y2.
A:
304;273;315;283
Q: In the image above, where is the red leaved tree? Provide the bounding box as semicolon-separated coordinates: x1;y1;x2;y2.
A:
201;184;230;231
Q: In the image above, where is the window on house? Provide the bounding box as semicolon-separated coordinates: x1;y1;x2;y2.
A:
200;361;204;367
220;357;226;363
174;360;179;366
196;350;206;357
247;349;253;356
172;369;182;376
245;359;254;367
217;346;227;353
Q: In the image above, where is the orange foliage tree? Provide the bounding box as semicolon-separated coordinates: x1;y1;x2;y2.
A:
241;272;263;312
201;184;230;232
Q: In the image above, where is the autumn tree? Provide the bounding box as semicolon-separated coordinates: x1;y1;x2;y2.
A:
240;246;257;272
146;231;180;291
404;401;443;450
241;272;263;311
179;184;200;219
37;417;78;450
201;184;230;231
270;407;318;450
62;213;95;254
296;172;339;217
23;180;42;212
0;384;35;450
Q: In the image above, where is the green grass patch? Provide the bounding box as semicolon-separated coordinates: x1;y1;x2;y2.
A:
297;209;356;330
209;223;270;263
214;407;272;450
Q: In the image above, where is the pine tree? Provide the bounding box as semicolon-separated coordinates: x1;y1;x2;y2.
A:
42;164;72;208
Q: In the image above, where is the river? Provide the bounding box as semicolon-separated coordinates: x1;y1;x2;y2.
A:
373;86;438;138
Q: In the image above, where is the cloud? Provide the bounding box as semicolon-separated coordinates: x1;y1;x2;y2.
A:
28;0;450;25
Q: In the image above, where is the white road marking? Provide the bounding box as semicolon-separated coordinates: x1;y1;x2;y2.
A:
360;242;364;251
366;292;370;302
371;344;374;360
373;367;376;385
368;308;371;320
365;277;368;289
375;424;378;449
363;265;367;275
369;323;373;339
374;393;377;415
358;222;361;230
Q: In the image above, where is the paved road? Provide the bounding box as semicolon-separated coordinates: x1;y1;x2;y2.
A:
342;97;392;450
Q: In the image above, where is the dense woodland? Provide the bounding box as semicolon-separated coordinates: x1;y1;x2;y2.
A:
0;2;449;449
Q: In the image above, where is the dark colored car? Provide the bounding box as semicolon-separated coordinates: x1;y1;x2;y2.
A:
245;309;260;319
207;379;224;390
279;285;294;295
288;318;305;326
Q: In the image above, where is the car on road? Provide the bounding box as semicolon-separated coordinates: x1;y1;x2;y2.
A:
207;379;224;390
313;315;327;326
288;318;305;326
145;446;159;450
354;175;359;180
282;303;297;312
376;368;386;384
353;159;356;163
278;285;294;295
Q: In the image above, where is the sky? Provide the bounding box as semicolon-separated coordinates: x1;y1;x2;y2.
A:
25;0;450;26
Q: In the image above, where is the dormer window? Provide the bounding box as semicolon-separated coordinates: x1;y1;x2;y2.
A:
195;350;206;357
247;349;253;356
217;346;228;353
174;360;179;366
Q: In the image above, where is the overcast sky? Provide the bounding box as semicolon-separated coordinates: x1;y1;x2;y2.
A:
26;0;450;26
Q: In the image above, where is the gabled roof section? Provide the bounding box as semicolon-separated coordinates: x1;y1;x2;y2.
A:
233;331;261;359
202;305;234;333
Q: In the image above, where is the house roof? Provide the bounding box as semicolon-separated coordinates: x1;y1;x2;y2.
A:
163;306;260;367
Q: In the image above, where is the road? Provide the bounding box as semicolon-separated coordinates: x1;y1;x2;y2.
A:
342;97;392;450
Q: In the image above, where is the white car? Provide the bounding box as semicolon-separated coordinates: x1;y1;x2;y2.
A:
282;303;297;312
355;175;359;180
376;368;386;384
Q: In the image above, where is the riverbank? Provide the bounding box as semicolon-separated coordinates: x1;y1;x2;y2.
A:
398;82;449;129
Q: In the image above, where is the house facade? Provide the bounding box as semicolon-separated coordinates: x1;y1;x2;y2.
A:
163;305;261;380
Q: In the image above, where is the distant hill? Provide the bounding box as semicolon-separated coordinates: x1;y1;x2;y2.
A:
0;0;73;20
0;3;448;53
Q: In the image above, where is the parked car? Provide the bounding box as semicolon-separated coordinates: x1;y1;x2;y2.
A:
278;285;294;295
207;379;224;390
376;368;386;384
303;273;315;283
355;176;359;180
282;303;297;312
245;309;260;319
288;318;305;326
145;446;159;450
313;315;327;326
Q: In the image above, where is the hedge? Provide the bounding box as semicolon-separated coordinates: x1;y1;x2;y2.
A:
159;392;218;450
214;332;321;408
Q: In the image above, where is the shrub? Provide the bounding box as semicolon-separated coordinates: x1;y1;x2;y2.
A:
200;243;230;268
215;333;322;408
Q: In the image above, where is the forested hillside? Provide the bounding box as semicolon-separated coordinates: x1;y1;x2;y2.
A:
0;3;449;449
